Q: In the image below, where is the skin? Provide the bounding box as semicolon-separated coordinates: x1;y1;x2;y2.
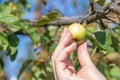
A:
51;28;106;80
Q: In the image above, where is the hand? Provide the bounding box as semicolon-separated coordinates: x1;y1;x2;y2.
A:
51;28;106;80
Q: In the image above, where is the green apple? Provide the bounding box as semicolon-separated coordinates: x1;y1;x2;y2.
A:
68;23;86;44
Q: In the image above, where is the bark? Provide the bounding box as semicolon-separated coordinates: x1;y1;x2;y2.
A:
47;2;120;26
108;2;120;15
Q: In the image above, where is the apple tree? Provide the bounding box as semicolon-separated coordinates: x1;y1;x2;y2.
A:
0;0;120;80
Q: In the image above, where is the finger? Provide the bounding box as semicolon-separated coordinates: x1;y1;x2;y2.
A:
51;28;73;80
55;42;77;71
77;42;94;67
52;27;73;60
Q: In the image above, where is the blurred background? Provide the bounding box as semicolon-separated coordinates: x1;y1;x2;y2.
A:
0;0;120;80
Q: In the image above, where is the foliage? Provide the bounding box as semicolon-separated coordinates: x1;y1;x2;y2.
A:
0;3;40;60
0;0;120;80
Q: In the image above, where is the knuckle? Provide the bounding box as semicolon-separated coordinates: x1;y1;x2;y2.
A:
63;48;69;53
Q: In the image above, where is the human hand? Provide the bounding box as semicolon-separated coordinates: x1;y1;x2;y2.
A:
51;28;106;80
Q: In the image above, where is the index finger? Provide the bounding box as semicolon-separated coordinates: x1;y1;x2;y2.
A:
51;27;73;60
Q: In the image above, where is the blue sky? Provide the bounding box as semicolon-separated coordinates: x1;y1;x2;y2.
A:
42;0;90;17
0;0;90;19
24;0;90;20
0;0;112;20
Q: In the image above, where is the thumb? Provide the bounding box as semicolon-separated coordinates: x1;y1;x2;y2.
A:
77;42;94;67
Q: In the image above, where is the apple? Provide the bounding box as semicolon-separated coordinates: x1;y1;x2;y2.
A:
68;23;86;44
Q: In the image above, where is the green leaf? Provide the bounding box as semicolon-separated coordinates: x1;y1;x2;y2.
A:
109;29;120;42
97;0;110;6
0;59;3;72
96;0;105;6
18;60;32;78
19;21;40;45
93;0;99;2
94;31;115;52
27;25;40;45
8;34;19;52
109;29;120;52
86;26;96;36
0;33;9;51
111;36;120;52
0;4;11;15
37;12;62;26
49;43;57;53
0;4;19;25
94;32;106;45
9;21;23;32
7;34;19;61
0;14;19;25
113;26;120;35
110;66;120;80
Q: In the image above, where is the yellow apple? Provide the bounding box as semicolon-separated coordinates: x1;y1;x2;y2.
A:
68;23;86;44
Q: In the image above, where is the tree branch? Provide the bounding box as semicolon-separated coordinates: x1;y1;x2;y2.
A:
48;17;81;25
90;0;95;14
105;16;120;25
48;12;106;25
47;2;120;26
81;12;105;24
108;2;120;15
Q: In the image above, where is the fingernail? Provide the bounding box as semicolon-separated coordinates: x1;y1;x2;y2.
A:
73;42;77;47
62;27;68;35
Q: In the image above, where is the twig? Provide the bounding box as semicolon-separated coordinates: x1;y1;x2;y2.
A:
105;16;120;25
99;19;108;29
90;0;95;14
48;11;106;25
117;14;120;21
91;46;97;57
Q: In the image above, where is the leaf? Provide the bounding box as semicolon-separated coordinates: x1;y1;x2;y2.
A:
0;4;11;15
97;0;110;6
18;60;32;78
8;34;19;47
109;29;120;42
86;26;96;36
7;34;19;61
109;29;120;52
110;66;120;80
0;59;3;72
27;26;40;45
9;21;23;32
49;27;63;53
93;0;99;2
94;31;115;52
49;43;57;53
94;32;106;45
37;12;62;26
0;4;19;26
19;21;40;45
111;36;120;52
113;26;120;35
0;33;9;51
0;14;19;25
96;0;105;6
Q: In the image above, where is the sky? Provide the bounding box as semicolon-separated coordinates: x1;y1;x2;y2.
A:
0;0;90;20
42;0;89;17
25;0;90;19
